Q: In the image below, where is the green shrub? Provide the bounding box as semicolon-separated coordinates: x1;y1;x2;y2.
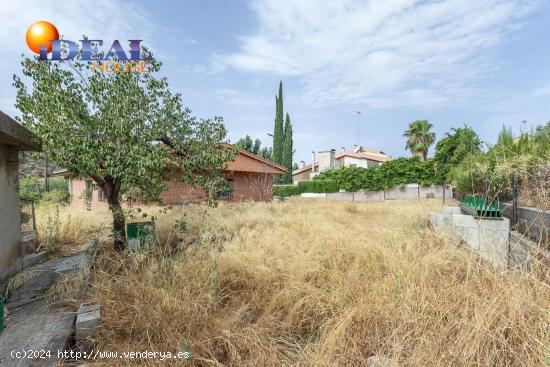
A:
39;189;70;205
314;157;439;192
20;175;41;201
20;175;70;203
298;179;339;193
273;185;301;198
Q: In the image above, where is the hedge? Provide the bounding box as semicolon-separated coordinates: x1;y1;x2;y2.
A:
314;157;440;192
273;185;301;198
273;179;340;198
298;179;339;193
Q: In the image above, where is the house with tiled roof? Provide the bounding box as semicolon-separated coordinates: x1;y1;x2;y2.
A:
292;145;391;183
53;144;287;206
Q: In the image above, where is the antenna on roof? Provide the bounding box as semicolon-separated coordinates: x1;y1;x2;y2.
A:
354;111;361;146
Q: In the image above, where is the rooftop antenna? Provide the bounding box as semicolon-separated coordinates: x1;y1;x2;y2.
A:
354;110;361;146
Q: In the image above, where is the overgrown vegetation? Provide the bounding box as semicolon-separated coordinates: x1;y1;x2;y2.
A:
272;184;301;198
433;125;482;181
273;180;339;197
449;122;550;196
86;200;549;366
20;175;69;204
315;157;439;192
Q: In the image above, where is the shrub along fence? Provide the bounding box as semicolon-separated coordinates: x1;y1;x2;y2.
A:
304;184;452;202
273;180;339;198
274;181;452;202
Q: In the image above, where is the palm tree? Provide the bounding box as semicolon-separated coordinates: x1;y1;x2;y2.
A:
404;119;436;160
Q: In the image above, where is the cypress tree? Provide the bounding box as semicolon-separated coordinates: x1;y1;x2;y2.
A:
272;81;284;166
282;113;293;183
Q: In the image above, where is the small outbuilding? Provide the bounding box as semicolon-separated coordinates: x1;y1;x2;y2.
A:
0;111;41;282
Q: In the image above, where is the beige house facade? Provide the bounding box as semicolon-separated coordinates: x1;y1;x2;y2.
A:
292;145;391;183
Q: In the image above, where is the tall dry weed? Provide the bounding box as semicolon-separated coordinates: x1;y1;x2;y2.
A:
83;199;549;366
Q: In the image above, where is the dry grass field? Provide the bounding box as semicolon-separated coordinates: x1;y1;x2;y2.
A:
38;199;550;366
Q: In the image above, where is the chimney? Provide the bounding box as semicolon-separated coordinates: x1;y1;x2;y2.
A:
299;160;305;168
341;147;346;152
318;149;336;172
311;151;316;173
353;145;361;153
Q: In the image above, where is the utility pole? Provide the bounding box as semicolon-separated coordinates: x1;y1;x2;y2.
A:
354;111;361;146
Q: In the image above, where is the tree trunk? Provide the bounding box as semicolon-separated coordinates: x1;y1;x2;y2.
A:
103;180;126;251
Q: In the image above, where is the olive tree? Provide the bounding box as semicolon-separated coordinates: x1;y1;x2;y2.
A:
14;52;233;251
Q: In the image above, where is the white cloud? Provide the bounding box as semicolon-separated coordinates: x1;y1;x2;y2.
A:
221;0;538;108
213;88;272;107
532;85;550;96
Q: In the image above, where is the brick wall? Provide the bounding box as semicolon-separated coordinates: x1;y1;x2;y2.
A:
231;171;273;202
70;172;275;207
160;179;208;204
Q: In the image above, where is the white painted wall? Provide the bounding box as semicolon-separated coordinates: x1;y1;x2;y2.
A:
339;156;368;168
337;156;381;168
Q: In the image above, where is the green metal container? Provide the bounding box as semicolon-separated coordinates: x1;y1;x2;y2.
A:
1;296;4;333
126;221;156;251
460;195;503;219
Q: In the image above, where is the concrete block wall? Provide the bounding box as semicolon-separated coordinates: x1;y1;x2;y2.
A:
419;185;453;199
300;184;451;203
326;192;354;201
430;207;510;269
384;185;420;200
354;191;384;202
301;193;327;199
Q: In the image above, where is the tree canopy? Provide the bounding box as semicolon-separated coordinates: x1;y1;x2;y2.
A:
448;123;550;196
235;135;272;160
433;126;482;181
14;49;233;250
404;120;436;160
282;113;293;183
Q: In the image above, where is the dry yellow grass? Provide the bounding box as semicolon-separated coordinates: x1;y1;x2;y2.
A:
35;203;111;254
76;198;550;366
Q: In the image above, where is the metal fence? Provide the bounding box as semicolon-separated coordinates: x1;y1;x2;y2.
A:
503;203;549;246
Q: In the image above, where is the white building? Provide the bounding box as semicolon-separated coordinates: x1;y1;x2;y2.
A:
292;145;391;182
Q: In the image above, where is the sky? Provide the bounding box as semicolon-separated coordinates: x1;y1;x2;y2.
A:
0;0;549;164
